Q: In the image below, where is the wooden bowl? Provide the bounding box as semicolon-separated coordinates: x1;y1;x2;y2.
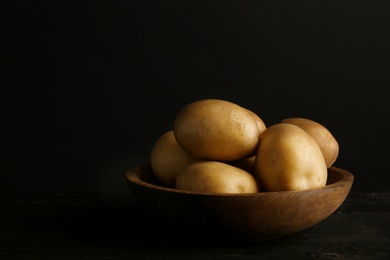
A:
126;165;353;241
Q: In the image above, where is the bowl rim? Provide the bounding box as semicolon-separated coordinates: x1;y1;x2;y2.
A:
126;165;354;197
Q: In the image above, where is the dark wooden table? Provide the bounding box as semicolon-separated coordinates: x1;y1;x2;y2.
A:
1;192;389;259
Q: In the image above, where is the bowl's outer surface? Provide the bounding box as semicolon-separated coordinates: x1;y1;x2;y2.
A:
126;165;354;240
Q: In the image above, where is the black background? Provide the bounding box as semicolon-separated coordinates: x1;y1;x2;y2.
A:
3;0;390;192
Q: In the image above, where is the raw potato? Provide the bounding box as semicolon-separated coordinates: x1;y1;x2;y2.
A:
229;156;256;174
150;130;200;188
280;117;339;168
173;99;261;161
176;161;260;193
255;123;327;192
246;109;267;134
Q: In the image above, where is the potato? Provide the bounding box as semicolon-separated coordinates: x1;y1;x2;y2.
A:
176;161;260;193
254;123;327;191
229;156;256;174
280;117;339;168
246;109;267;133
173;99;261;161
150;130;200;188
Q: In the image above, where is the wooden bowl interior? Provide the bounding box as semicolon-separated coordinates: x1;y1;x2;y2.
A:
127;164;351;195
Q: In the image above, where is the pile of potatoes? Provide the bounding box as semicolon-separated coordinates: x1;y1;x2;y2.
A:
150;99;339;193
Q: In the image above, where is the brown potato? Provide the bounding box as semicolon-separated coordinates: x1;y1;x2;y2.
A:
176;161;260;194
254;123;327;191
246;109;267;134
150;130;200;188
229;156;256;174
173;99;260;161
280;117;339;168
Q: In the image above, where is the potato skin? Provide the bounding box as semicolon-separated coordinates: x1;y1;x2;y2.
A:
173;99;260;161
229;156;256;174
176;161;260;194
280;118;339;168
150;130;200;188
246;109;267;134
254;123;327;192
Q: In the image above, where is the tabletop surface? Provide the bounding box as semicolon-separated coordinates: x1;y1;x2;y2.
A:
1;192;389;259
